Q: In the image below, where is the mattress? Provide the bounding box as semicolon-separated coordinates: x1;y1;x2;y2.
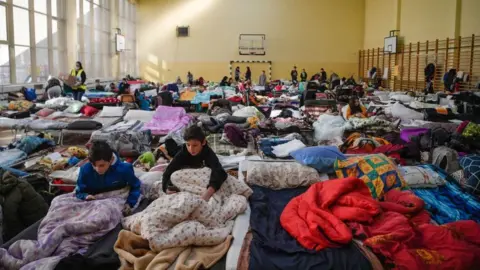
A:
225;158;259;270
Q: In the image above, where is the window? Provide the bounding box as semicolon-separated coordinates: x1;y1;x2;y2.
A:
0;5;6;41
0;44;9;84
12;0;28;8
0;0;67;84
13;7;30;46
34;0;47;14
118;0;137;77
15;46;31;83
34;13;48;45
52;0;58;17
36;48;48;82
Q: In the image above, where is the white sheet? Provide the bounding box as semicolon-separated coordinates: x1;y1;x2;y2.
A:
225;159;254;270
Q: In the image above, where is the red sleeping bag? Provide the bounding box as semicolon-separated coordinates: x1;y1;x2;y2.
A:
280;177;480;269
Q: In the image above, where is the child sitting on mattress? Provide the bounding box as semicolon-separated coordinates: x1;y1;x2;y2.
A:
162;125;227;202
75;141;141;216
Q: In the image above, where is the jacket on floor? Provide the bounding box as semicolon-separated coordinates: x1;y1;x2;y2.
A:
75;155;141;207
0;169;48;241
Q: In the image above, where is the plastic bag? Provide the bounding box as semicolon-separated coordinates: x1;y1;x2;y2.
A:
233;106;265;121
313;114;346;142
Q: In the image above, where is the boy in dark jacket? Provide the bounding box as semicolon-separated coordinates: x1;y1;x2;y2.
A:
162;125;227;202
0;169;48;241
75;141;141;216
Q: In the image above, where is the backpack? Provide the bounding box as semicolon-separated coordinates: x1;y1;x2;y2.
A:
24;88;37;101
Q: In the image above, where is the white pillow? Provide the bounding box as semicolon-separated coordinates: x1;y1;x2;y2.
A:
98;106;124;117
390;94;414;103
272;139;306;158
400;166;445;188
124;110;155;123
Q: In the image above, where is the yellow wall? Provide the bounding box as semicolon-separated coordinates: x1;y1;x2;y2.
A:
137;0;365;83
460;0;480;36
363;0;479;49
363;0;398;49
400;0;456;43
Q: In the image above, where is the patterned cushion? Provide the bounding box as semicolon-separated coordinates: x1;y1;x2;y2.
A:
334;154;407;199
400;166;445;188
246;160;321;189
459;155;480;194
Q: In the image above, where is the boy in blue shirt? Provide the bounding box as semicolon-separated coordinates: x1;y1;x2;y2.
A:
75;141;141;216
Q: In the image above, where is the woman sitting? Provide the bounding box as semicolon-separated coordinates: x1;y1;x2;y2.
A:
219;76;229;87
345;96;367;119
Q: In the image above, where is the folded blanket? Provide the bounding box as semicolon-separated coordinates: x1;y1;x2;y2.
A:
122;167;252;251
114;230;232;270
0;188;129;270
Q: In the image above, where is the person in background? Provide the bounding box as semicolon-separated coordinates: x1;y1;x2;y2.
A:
237;80;246;92
291;66;298;84
105;82;116;92
197;76;205;86
345;96;367;119
245;66;252;81
75;141;141;216
126;74;134;81
176;76;182;85
162;126;227;202
300;69;308;82
234;67;241;82
227;77;234;86
340;77;346;86
118;78;130;95
45;76;62;99
219;76;229;87
187;71;194;85
94;79;105;91
320;68;327;82
71;61;87;101
258;70;267;86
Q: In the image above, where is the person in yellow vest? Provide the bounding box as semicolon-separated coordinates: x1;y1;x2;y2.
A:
71;61;87;101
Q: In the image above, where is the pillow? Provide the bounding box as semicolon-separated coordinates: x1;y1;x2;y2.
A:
80;105;99;117
291;146;346;173
334;154;407;199
400;166;445;188
390;94;414;103
124;110;155;123
64;101;84;113
36;108;55;117
98;106;124;117
246;160;323;189
271;139;306;158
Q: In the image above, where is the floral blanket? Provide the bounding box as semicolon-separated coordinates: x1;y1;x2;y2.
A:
0;188;129;270
123;167;252;251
